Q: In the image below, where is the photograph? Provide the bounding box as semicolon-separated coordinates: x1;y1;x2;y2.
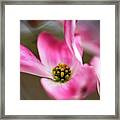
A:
20;20;100;100
2;1;118;118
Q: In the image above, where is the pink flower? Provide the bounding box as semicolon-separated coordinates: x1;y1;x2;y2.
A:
20;21;98;100
75;20;100;56
90;57;100;95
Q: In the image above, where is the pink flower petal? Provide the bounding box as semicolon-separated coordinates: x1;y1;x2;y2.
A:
76;21;100;56
90;57;100;79
20;44;52;78
64;20;75;54
64;20;83;64
40;78;80;100
97;79;100;95
76;64;98;99
72;35;83;63
80;40;100;56
90;57;100;95
41;64;98;100
37;32;73;68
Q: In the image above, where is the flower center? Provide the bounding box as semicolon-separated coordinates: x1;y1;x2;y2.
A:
52;63;72;83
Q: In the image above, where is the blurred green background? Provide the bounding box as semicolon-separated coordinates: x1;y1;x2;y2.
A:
20;20;100;100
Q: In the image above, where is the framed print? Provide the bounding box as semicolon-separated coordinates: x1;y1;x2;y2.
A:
0;0;119;119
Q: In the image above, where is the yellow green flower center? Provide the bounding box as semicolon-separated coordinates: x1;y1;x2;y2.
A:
52;63;71;83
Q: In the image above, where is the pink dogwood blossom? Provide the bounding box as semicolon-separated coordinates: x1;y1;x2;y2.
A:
20;20;98;100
